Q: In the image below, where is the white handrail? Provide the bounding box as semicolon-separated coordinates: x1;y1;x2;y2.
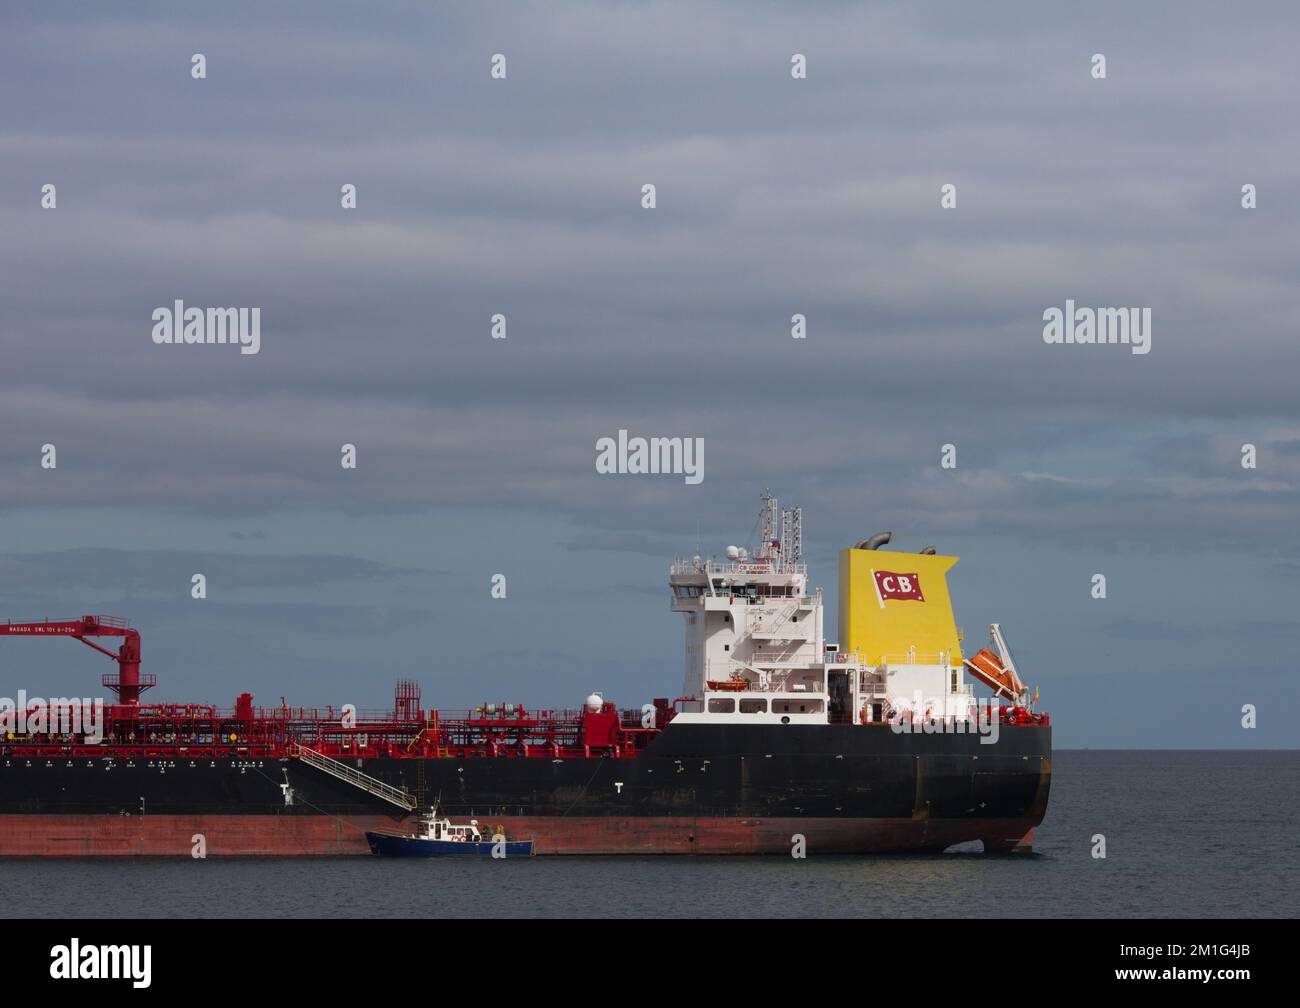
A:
294;743;417;811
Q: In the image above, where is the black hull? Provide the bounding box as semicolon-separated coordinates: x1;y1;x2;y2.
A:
0;723;1050;855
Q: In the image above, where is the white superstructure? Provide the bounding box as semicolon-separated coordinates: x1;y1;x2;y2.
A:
669;493;978;727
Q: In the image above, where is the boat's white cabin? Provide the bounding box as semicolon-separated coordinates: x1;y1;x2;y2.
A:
415;809;482;842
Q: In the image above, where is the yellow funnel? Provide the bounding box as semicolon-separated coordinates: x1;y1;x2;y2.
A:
838;549;963;665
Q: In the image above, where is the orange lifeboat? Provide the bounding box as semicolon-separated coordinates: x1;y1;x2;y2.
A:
963;647;1025;701
706;677;750;692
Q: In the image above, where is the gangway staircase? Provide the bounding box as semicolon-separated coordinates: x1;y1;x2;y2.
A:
292;743;418;812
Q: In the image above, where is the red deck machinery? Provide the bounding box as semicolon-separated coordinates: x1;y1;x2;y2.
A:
0;615;153;704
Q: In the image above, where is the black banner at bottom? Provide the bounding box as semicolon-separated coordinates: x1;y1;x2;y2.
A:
5;917;1274;994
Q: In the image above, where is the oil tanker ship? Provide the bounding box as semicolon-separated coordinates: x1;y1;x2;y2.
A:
0;495;1050;856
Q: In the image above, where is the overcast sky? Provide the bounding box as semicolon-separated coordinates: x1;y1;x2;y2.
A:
2;1;1297;746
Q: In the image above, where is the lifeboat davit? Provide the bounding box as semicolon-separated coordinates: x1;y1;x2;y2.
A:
963;647;1026;702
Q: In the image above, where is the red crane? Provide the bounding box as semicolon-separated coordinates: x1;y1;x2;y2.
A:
0;615;152;704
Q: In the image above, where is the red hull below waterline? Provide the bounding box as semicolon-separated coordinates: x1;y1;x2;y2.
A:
0;815;1037;857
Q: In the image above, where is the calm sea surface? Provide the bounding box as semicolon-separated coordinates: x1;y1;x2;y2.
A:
2;751;1295;918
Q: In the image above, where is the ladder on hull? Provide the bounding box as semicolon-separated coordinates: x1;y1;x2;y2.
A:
293;744;417;811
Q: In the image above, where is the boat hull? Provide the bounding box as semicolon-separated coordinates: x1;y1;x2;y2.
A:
365;832;535;857
0;722;1050;856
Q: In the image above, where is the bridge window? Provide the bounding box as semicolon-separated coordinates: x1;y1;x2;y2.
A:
707;698;736;714
739;699;767;714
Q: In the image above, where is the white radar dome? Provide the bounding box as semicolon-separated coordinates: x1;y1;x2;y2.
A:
725;545;740;559
585;692;604;712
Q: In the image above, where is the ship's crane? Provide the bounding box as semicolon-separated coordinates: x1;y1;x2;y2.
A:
0;615;151;704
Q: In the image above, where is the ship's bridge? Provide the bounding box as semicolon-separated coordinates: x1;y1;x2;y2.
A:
669;494;833;723
670;558;806;607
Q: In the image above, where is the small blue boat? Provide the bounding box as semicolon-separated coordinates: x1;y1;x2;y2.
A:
366;807;534;858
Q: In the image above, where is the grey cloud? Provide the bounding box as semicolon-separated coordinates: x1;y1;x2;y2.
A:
563;531;680;557
0;548;431;595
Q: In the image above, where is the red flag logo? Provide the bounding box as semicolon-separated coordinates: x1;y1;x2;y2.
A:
873;570;924;602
